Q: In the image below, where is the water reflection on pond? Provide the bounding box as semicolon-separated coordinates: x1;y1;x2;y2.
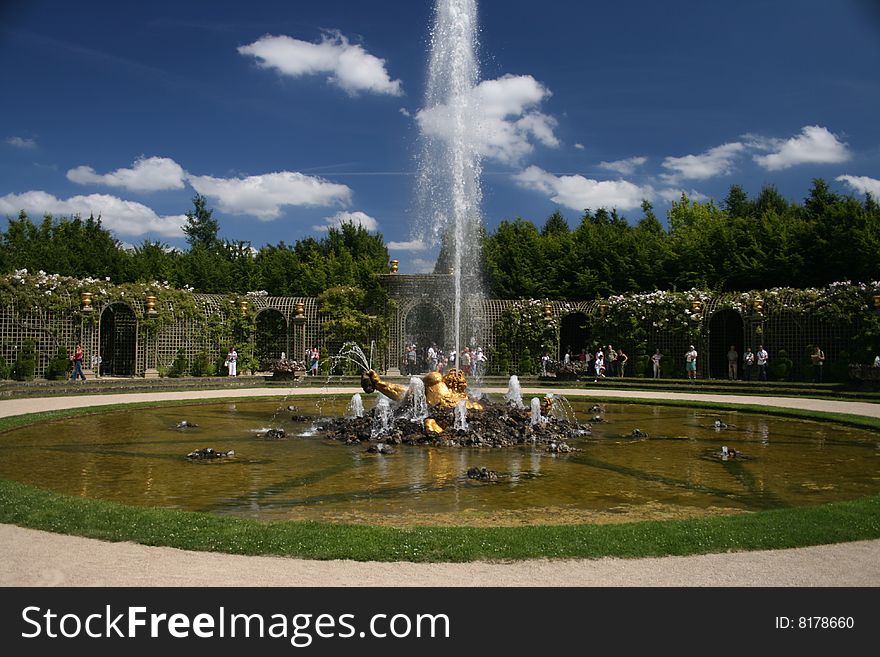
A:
1;398;878;526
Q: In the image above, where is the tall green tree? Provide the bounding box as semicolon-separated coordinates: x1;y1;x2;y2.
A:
182;194;220;251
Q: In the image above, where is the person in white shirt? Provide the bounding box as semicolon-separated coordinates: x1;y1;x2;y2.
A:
756;345;769;381
743;347;755;381
651;349;662;379
226;346;238;377
685;345;698;380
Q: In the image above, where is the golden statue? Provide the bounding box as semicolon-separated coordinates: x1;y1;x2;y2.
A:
361;368;483;411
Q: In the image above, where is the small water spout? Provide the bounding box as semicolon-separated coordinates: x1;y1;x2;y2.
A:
504;375;525;409
346;393;364;418
407;376;429;421
530;397;546;426
454;399;468;431
372;397;393;438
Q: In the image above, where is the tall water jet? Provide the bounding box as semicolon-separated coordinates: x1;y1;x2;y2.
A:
417;0;484;355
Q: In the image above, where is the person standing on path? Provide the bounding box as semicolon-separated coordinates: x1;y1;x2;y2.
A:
617;348;628;377
811;345;825;383
70;343;86;381
743;347;755;381
651;349;662;378
727;345;739;380
757;345;769;381
685;345;698;380
226;346;238;377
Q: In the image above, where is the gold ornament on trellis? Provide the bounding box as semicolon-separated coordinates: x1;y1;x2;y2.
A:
145;295;158;318
80;291;93;314
294;301;306;323
753;298;764;315
390;259;399;273
239;299;249;315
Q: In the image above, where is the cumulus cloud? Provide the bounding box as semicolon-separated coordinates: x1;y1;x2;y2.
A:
67;156;186;192
387;239;427;251
238;31;402;96
836;174;880;197
513;165;651;212
410;258;436;274
656;187;710;204
188;171;351;220
752;125;850;170
312;210;379;232
6;136;37;149
399;107;411;117
599;156;648;176
574;143;585;150
662;142;745;181
0;191;185;237
416;74;559;165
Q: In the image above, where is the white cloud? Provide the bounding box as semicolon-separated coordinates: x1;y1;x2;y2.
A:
312;210;379;232
410;258;435;274
513;165;651;212
574;143;585;150
662;142;745;181
753;125;850;170
6;136;37;149
599;156;648;176
399;107;411;117
416;74;559;165
67;156;186;192
836;174;880;197
387;239;427;251
656;187;710;204
0;191;185;237
238;31;402;96
188;171;351;220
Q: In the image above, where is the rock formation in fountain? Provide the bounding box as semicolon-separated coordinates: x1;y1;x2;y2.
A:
327;368;589;448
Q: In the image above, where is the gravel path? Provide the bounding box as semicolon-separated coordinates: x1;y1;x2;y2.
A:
1;386;878;587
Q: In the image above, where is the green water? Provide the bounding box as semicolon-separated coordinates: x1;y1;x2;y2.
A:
1;398;878;526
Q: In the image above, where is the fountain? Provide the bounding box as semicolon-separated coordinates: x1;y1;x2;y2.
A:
530;397;545;426
346;394;364;419
416;0;484;355
454;399;469;431
504;375;525;409
328;366;588;448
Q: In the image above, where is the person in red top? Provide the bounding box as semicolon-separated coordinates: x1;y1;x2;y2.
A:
70;343;86;381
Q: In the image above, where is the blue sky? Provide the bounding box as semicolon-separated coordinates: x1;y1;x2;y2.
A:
2;0;879;273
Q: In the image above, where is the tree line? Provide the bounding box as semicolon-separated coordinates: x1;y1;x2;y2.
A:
2;179;878;303
480;179;880;299
0;195;389;309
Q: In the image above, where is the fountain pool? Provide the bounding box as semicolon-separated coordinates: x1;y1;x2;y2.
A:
1;398;877;527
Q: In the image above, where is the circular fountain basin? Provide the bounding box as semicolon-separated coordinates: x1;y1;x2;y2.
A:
1;398;877;527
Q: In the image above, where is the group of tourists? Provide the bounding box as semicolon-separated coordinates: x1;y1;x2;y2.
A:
404;343;487;377
682;343;771;381
553;344;629;379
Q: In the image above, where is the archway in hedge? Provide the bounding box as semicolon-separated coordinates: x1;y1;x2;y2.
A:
255;309;288;364
99;303;137;376
559;312;590;359
708;309;744;379
404;303;445;372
